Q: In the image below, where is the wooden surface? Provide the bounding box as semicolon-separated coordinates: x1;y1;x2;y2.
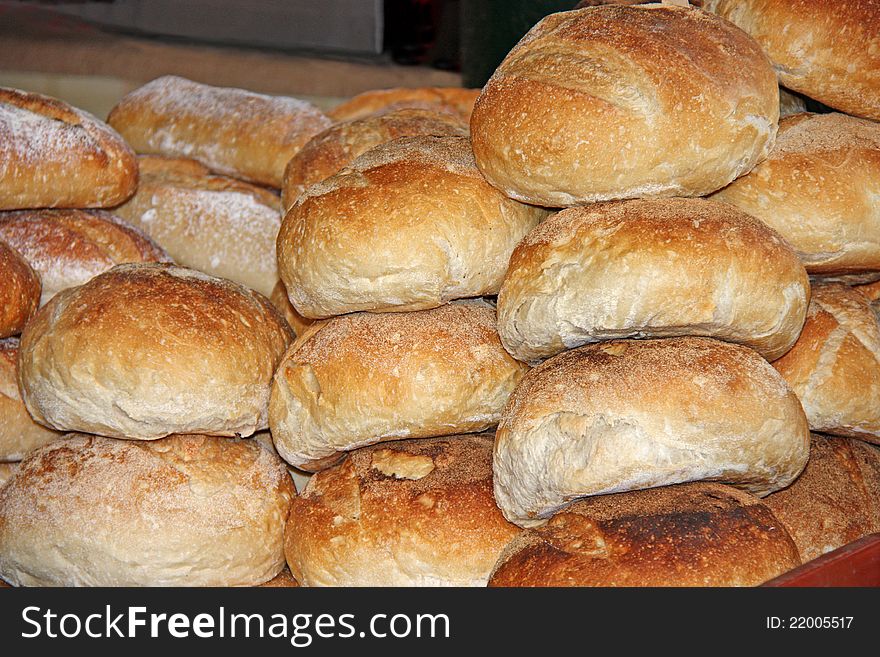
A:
764;533;880;587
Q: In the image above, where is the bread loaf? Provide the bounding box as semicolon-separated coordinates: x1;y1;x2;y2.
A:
281;108;467;210
269;301;528;471
469;4;779;206
0;87;137;210
285;434;520;586
0;208;170;306
489;482;800;586
277;135;546;318
0;241;39;338
113;155;281;296
18;263;293;440
772;284;880;444
328;87;480;123
269;280;313;337
497;198;809;364
107;76;332;187
494;337;810;527
0;434;294;586
703;0;880;121
711;113;880;279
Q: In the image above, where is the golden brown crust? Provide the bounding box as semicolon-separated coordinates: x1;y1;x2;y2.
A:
489;482;800;587
327;87;480;123
18;263;294;440
0;241;39;338
285;434;520;586
0;87;138;210
772;284;880;443
281;109;467;210
113;155;281;296
107;76;332;187
703;0;880;120
764;435;880;563
497;198;809;363
712;113;880;276
470;4;778;206
269;300;529;471
0;337;61;461
0;209;171;306
0;433;295;586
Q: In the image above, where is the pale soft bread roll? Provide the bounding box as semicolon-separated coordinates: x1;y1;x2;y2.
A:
281;108;467;211
497;198;809;364
113;156;281;296
772;284;880;444
469;4;778;207
765;435;880;563
0;241;39;339
0;209;171;306
286;434;520;586
107;76;332;187
0;87;137;210
277;135;546;318
270;280;313;337
328;87;480;123
269;301;528;471
0;338;61;462
712;113;880;279
0;434;294;586
703;0;880;121
18;263;293;440
489;482;800;587
494;337;810;528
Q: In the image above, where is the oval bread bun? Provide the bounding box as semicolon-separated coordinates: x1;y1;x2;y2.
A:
497;198;809;364
0;433;294;586
327;87;480;123
18;263;293;440
277;135;547;319
0;338;61;461
772;284;880;444
113;155;281;296
494;337;810;527
765;435;880;563
281;108;467;211
488;482;800;587
0;208;171;306
711;113;880;279
703;0;880;121
0;240;39;338
285;434;520;586
469;4;779;206
269;301;529;471
269;280;314;337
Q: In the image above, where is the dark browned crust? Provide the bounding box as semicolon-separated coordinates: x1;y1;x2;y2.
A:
0;241;39;338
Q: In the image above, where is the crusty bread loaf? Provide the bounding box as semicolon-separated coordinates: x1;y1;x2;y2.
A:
497;198;809;364
107;76;332;187
18;263;293;440
469;4;779;206
494;337;810;527
765;435;880;563
0;433;294;586
328;87;480;123
772;284;880;444
0;338;61;461
286;434;520;586
269;301;529;471
857;279;880;303
113;155;281;296
0;87;138;210
0;209;171;306
281;109;467;211
489;482;800;587
269;280;313;337
277;135;546;318
0;241;39;338
712;113;880;279
703;0;880;121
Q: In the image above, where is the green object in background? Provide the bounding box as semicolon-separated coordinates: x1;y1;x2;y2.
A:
460;0;576;88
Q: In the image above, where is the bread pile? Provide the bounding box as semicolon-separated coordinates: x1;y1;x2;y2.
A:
2;0;879;587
